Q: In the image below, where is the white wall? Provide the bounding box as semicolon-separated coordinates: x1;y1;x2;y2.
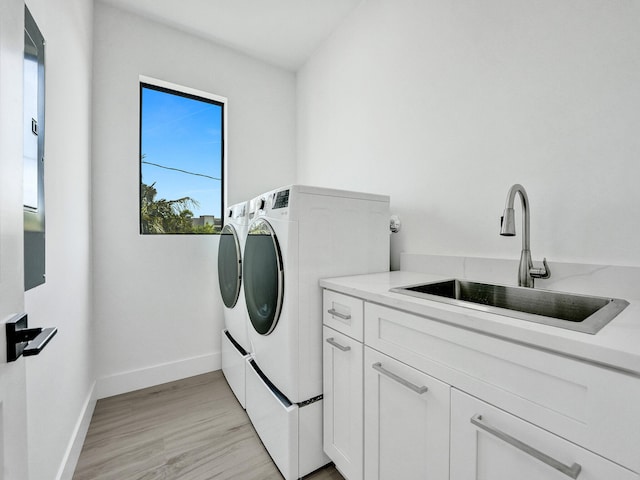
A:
92;2;297;397
22;0;95;479
297;0;640;270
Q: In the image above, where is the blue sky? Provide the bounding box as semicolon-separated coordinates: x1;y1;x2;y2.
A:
141;86;223;219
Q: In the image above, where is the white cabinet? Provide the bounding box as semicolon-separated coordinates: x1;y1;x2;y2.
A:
322;327;364;480
322;290;366;480
363;347;450;480
321;287;640;480
364;301;640;473
451;389;637;480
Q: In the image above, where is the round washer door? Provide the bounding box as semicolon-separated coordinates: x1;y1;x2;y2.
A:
217;224;242;308
243;218;284;335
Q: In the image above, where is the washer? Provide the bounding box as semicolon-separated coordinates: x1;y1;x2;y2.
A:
242;185;390;480
218;201;251;408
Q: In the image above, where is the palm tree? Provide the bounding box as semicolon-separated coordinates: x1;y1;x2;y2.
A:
140;181;200;234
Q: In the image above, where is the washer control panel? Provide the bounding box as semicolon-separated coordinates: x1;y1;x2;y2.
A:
273;189;290;209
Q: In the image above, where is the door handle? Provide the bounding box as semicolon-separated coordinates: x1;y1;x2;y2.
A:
6;313;57;362
23;327;57;356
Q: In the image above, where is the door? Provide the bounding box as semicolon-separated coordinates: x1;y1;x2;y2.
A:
217;224;242;308
0;0;29;478
243;218;284;335
364;347;450;480
323;327;363;480
450;389;638;480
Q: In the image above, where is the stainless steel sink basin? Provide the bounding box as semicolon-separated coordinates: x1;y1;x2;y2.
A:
390;279;629;334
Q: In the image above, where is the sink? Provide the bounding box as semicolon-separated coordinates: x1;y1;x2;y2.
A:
390;279;629;334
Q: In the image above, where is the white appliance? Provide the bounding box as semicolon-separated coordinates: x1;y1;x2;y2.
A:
242;185;390;480
218;201;251;408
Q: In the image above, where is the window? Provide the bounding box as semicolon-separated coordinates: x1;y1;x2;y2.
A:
139;77;225;234
24;5;46;290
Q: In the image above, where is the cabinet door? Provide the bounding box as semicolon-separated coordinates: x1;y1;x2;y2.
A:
364;347;450;480
451;389;638;480
323;327;364;480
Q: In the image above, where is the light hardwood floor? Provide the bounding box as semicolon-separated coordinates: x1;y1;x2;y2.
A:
73;371;343;480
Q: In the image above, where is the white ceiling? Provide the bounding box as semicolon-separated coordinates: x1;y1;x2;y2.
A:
99;0;363;71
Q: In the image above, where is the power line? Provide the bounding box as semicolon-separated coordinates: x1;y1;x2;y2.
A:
142;160;221;181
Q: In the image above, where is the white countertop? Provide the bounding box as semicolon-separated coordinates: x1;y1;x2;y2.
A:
320;271;640;376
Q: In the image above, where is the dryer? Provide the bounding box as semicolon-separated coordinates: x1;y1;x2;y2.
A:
218;201;250;408
242;185;390;480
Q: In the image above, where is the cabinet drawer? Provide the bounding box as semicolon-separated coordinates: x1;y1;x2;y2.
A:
451;389;638;480
323;290;364;341
365;301;640;472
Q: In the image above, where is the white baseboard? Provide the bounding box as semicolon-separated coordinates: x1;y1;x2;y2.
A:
96;352;221;399
57;381;97;480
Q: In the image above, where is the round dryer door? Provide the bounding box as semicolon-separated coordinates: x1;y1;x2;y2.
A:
243;218;284;335
217;224;242;308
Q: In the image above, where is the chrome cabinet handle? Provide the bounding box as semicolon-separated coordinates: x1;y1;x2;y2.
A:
326;337;351;352
470;414;582;479
327;308;351;320
372;362;428;394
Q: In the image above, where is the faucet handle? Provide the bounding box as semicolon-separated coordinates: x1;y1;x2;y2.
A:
530;257;551;279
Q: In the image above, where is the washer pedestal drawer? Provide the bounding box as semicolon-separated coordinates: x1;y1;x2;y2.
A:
221;329;249;409
246;358;329;480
